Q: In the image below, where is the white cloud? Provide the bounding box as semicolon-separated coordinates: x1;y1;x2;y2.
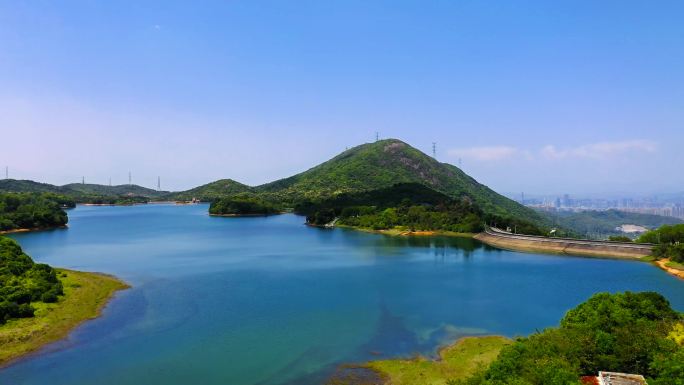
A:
448;146;520;161
540;140;657;160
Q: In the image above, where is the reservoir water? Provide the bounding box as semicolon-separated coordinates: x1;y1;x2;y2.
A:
3;204;684;385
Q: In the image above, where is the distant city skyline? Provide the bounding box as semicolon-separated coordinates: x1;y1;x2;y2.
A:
2;1;682;193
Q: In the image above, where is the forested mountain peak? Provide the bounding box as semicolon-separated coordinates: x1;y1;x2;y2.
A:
254;139;544;224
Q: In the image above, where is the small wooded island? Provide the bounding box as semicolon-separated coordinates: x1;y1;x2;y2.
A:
209;195;281;216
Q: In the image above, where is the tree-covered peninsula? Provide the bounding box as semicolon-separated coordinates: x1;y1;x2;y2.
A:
298;183;545;235
0;236;128;365
0;192;73;232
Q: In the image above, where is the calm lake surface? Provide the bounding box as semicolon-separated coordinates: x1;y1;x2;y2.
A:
3;204;684;385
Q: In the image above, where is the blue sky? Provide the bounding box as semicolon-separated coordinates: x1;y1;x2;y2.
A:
1;1;682;194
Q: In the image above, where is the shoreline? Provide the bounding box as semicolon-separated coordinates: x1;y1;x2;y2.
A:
0;269;129;368
358;335;511;385
655;259;684;280
0;225;68;235
209;212;284;217
334;224;475;239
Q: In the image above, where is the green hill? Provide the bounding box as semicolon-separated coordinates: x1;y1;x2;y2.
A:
168;179;252;201
256;139;545;225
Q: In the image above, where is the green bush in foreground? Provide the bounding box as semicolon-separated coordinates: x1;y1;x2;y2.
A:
0;236;63;323
456;291;683;385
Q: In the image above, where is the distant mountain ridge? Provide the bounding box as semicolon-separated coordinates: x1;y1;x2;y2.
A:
0;179;167;199
1;139;547;226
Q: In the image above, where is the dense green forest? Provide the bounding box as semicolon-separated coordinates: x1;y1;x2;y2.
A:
638;224;684;263
454;291;684;385
298;183;545;235
209;195;280;216
0;193;73;231
0;236;63;323
547;209;682;239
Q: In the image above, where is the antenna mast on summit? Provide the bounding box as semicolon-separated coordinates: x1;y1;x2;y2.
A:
128;172;132;186
375;132;379;142
432;142;436;159
157;176;161;191
5;166;7;179
82;176;85;184
109;177;112;186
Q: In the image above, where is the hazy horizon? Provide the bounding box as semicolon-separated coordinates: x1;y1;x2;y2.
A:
2;1;682;194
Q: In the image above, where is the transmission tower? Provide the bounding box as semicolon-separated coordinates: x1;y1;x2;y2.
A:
432;142;436;158
157;176;161;191
4;166;7;180
109;177;112;186
128;172;132;185
82;176;85;185
375;132;379;142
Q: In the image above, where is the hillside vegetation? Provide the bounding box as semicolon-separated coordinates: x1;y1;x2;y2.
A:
638;224;684;263
0;193;72;232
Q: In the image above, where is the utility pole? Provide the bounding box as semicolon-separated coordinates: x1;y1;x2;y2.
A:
432;142;436;159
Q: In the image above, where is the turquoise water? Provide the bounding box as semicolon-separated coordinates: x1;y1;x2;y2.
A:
3;204;684;385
